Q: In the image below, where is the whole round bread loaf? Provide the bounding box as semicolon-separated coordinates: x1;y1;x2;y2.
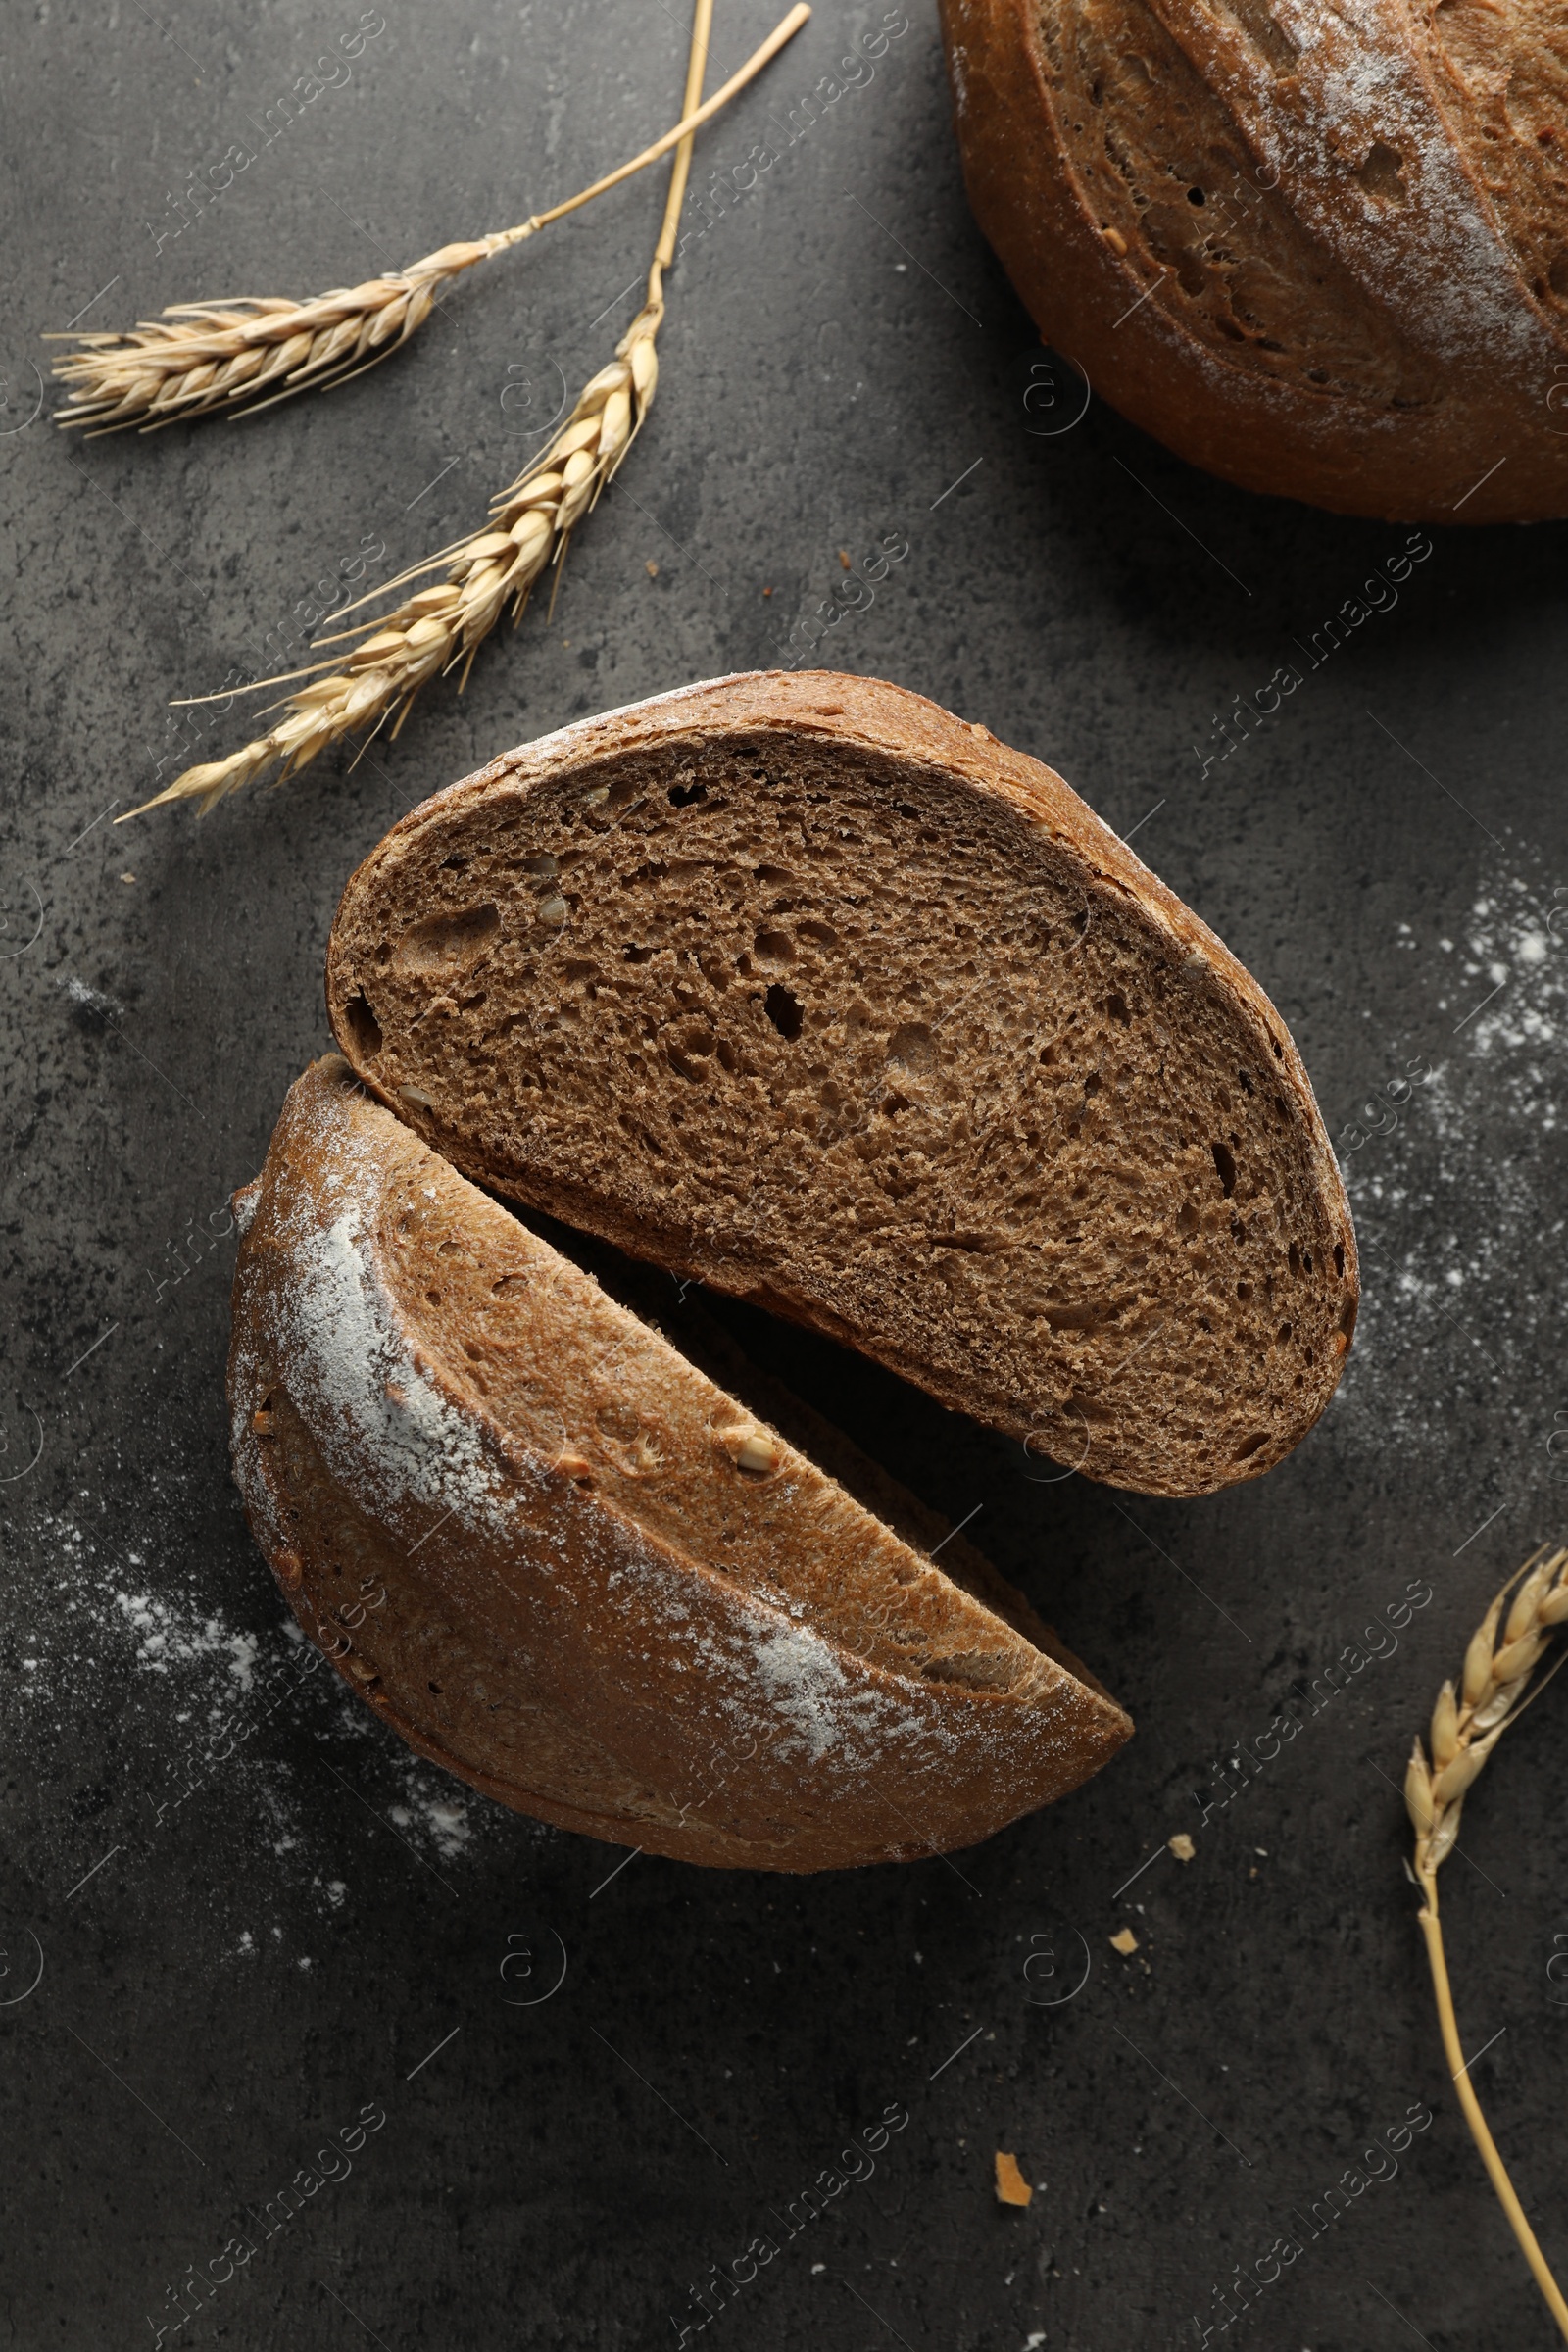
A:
230;1057;1132;1871
940;0;1568;521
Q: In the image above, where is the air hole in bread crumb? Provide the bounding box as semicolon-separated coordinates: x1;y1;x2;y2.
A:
1356;141;1406;202
1211;1140;1237;1197
669;780;707;808
1104;990;1131;1025
1178;1200;1199;1234
1232;1431;1268;1460
1333;1242;1346;1277
394;903;501;972
344;991;382;1057
755;929;795;965
1288;1243;1302;1279
764;984;803;1040
888;1022;934;1074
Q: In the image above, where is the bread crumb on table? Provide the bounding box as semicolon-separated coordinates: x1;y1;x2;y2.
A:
994;2151;1033;2207
1109;1926;1139;1955
1167;1832;1196;1862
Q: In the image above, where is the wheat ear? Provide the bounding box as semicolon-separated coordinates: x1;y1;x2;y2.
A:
49;3;806;436
120;0;723;823
1404;1543;1568;2341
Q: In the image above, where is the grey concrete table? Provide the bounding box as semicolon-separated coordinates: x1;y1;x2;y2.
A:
2;3;1565;2346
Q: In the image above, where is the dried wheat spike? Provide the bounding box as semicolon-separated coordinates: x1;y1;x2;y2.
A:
1404;1542;1568;2339
119;0;775;818
48;235;525;434
122;307;661;817
46;2;808;435
1406;1544;1567;1879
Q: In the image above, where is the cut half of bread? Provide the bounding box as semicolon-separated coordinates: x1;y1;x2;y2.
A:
326;671;1356;1498
230;1057;1132;1871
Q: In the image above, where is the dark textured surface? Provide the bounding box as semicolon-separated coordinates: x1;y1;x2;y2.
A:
1;4;1565;2348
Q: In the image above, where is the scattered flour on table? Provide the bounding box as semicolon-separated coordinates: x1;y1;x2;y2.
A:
115;1589;260;1691
23;1510;496;1911
389;1773;473;1862
1334;848;1566;1462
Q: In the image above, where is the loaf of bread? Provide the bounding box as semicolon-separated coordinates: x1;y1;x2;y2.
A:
325;670;1356;1500
940;0;1568;522
229;1056;1132;1870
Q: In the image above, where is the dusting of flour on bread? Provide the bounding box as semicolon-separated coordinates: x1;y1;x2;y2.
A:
286;1204;502;1524
239;1078;510;1539
748;1624;858;1762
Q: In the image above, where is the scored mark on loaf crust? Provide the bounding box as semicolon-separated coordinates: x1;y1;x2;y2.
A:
325;671;1357;1498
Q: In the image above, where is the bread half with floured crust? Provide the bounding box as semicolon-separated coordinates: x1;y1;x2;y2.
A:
325;670;1356;1499
229;1056;1132;1871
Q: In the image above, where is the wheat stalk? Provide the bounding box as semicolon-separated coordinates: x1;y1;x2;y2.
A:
1404;1542;1568;2340
120;0;742;821
124;312;662;817
49;4;808;436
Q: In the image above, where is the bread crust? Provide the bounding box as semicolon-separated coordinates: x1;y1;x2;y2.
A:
230;1056;1131;1871
326;671;1358;1499
940;0;1568;522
